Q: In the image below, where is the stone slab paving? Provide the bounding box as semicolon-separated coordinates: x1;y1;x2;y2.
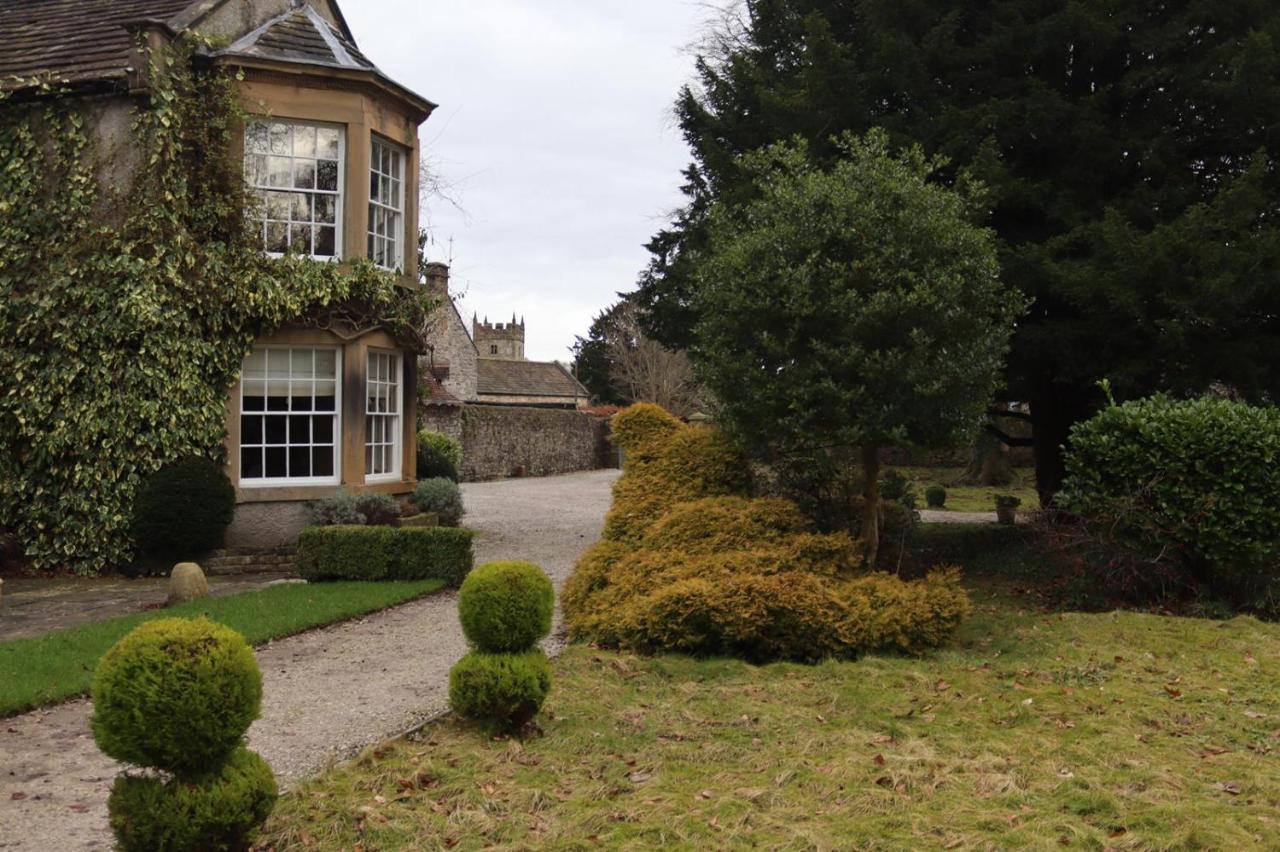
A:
0;573;296;642
0;468;620;851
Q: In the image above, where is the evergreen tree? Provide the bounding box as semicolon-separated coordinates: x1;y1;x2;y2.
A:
692;132;1019;564
571;301;629;405
638;0;1280;500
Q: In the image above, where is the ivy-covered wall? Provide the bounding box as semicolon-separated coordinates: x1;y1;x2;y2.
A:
0;42;434;574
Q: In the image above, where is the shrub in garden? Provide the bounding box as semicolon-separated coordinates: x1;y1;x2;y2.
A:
295;525;474;584
91;618;275;851
91;618;262;775
450;560;555;731
130;457;235;560
458;561;555;652
448;649;553;732
925;485;947;509
309;492;402;527
610;402;683;454
1060;395;1280;609
107;747;277;852
412;478;465;527
417;429;461;482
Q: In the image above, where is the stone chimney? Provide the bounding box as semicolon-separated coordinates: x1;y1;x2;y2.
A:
423;261;450;297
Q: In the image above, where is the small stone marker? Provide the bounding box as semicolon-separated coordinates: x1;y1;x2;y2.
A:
167;563;210;606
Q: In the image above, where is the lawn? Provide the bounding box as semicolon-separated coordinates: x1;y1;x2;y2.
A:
896;465;1041;513
258;546;1280;850
0;579;443;716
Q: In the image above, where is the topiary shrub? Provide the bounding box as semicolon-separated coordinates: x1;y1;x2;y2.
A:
603;426;751;543
417;429;461;482
925;485;947;509
1060;395;1280;609
610;403;683;454
91;618;262;776
448;649;552;733
458;561;555;653
130;457;235;561
107;747;277;852
92;618;275;850
411;478;464;527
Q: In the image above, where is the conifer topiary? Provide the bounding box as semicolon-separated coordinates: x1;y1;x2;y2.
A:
450;561;555;732
91;618;276;851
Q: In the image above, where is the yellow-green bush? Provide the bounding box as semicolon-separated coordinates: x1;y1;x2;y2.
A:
567;404;969;661
610;402;683;454
603;426;751;543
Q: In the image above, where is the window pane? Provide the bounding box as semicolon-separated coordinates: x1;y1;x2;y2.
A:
314;350;336;379
315;383;336;411
269;123;290;154
315;196;336;224
289;415;311;444
289;446;312;479
265;447;287;478
241;415;263;445
246;154;267;186
265;417;287;444
317;128;340;159
290;348;313;377
267;156;291;187
290;224;311;254
294;125;316;158
246;122;269;154
265;222;288;254
317;160;338;192
243;349;267;377
294;160;316;190
315;226;335;258
291;194;312;222
242;382;265;411
313;414;334;445
242;448;263;479
313;447;334;477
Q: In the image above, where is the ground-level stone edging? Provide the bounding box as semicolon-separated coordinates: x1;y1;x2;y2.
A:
0;469;620;851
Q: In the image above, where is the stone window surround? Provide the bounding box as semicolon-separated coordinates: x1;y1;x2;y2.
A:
225;326;417;505
236;71;422;286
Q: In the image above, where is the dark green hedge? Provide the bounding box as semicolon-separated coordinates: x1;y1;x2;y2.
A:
296;526;474;585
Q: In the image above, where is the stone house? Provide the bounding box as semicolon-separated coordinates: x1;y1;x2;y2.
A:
0;0;435;548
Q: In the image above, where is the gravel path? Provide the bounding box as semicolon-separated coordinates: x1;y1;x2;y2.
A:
0;469;619;851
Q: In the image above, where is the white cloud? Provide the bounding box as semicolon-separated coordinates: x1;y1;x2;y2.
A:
343;1;714;361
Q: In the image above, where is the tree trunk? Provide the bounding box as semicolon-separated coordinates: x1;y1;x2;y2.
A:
1029;381;1084;508
861;445;881;569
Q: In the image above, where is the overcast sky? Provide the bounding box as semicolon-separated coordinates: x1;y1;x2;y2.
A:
344;2;716;362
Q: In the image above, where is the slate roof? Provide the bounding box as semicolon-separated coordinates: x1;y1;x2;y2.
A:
477;360;588;401
0;0;193;88
213;4;376;73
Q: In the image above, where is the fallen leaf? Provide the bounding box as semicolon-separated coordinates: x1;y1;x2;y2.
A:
628;771;652;784
1109;828;1127;838
10;793;27;801
68;804;89;813
697;789;714;800
870;734;893;745
873;754;886;767
936;680;951;692
1163;685;1183;699
1244;711;1267;720
1219;781;1242;796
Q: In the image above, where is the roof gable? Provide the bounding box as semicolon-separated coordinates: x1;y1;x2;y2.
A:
214;4;376;74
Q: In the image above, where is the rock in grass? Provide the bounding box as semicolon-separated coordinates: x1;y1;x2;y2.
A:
167;563;210;606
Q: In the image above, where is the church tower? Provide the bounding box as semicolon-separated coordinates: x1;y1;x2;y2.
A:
473;314;526;361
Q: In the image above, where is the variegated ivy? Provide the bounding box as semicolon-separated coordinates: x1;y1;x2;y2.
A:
0;39;435;574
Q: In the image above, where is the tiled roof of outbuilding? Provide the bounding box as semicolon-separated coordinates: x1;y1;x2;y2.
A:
0;0;192;88
477;360;588;401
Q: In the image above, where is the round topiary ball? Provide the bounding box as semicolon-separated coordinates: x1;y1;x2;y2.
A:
925;485;947;509
91;618;262;776
457;561;554;652
448;649;552;731
131;456;236;560
107;747;277;852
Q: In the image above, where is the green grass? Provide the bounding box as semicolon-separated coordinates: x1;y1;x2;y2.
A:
897;465;1040;513
258;556;1280;850
0;579;443;716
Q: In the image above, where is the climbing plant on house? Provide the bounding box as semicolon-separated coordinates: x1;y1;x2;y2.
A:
0;39;435;575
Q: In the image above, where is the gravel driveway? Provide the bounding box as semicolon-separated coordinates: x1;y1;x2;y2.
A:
0;469;619;851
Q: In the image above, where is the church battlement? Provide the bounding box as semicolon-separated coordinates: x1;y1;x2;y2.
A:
473;314;525;361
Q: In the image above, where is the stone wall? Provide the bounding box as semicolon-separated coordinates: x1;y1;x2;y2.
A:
459;406;612;481
421;405;463;443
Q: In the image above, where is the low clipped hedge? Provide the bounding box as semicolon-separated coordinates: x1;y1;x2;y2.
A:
296;526;474;585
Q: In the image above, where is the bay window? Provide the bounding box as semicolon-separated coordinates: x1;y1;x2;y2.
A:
365;351;402;481
240;347;340;485
244;120;344;259
368;138;405;271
